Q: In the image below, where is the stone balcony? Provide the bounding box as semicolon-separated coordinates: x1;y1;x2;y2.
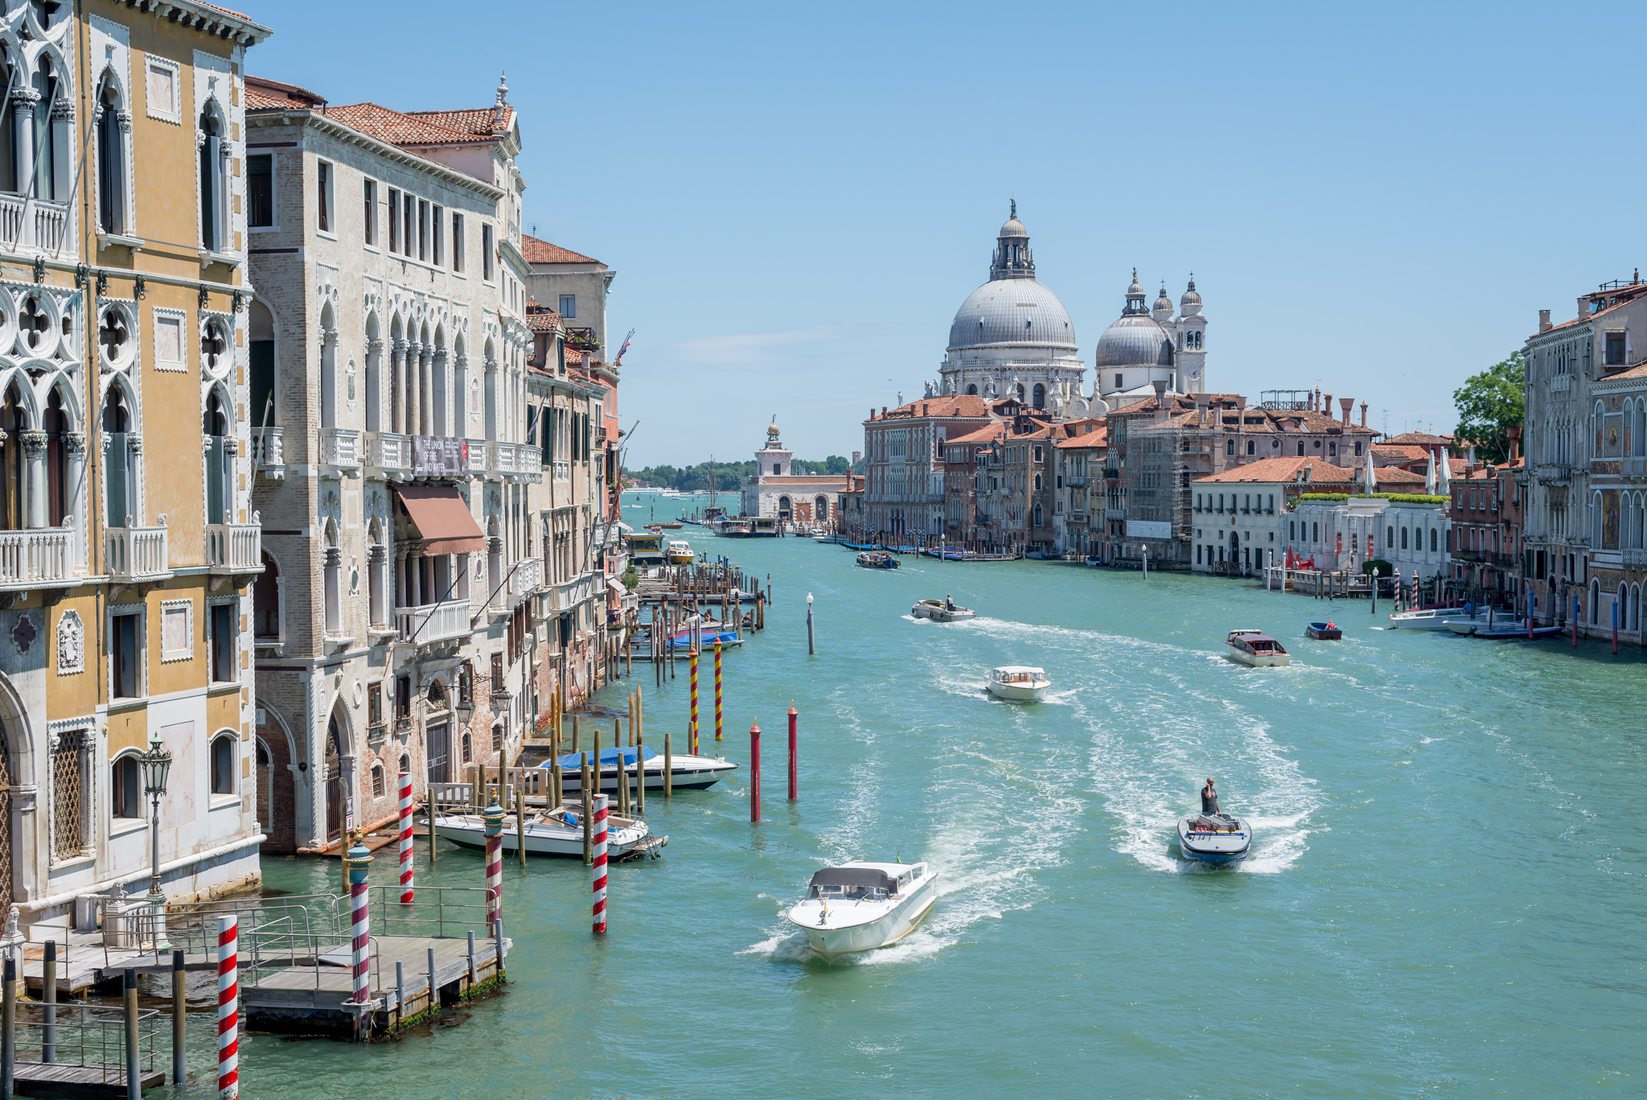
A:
1533;464;1572;485
540;573;598;615
251;427;285;479
510;556;543;597
0;195;70;253
1623;547;1647;567
488;441;542;482
364;431;412;479
0;527;79;590
106;524;170;583
206;522;262;575
319;428;361;475
396;598;471;647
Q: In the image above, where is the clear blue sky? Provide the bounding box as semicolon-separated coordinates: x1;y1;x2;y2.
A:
249;1;1643;466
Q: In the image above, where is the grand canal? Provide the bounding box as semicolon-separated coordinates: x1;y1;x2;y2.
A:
228;493;1643;1097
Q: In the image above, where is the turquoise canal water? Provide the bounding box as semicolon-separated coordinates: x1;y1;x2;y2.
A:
223;493;1643;1097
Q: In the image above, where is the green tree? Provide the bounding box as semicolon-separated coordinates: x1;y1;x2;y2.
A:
1453;351;1525;465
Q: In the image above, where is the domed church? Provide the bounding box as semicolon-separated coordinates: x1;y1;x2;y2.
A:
1092;270;1207;403
935;204;1087;412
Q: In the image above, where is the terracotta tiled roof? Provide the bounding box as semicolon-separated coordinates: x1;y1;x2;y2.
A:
245;76;326;110
405;107;515;138
1196;458;1358;485
1055;423;1108;449
945;424;1006;447
522;234;601;265
524;302;562;335
872;395;992;421
1604;361;1647;381
1372;444;1429;462
325;102;510;148
1382;431;1453;446
1534;285;1647;337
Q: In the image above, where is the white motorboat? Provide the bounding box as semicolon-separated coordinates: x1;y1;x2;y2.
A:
784;861;939;959
986;665;1050;702
911;598;976;623
432;804;664;859
666;539;695;565
1225;629;1290;667
548;746;737;794
1177;813;1251;866
1440;608;1508;636
1385;606;1468;630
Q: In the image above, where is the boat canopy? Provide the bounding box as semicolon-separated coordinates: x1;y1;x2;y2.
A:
546;746;661;770
807;866;898;893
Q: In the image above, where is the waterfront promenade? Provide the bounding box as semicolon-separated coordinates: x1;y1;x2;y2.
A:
232;494;1643;1096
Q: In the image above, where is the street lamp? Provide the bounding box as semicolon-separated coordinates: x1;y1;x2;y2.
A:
805;591;815;656
140;733;173;947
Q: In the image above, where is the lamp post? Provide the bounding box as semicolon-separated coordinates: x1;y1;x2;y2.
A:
805;592;815;656
139;733;173;949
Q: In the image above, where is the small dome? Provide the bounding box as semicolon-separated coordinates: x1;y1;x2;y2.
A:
998;215;1029;239
948;278;1077;352
1180;275;1202;310
1126;268;1145;298
767;421;781;440
1154;286;1173;314
1094;313;1174;369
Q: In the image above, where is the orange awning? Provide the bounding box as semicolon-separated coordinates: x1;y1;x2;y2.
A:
394;485;486;555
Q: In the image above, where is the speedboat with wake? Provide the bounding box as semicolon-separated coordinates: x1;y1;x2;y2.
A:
784;861;938;959
432;803;665;859
986;665;1050;702
1177;813;1251;865
547;745;737;794
1225;629;1290;667
911;598;975;622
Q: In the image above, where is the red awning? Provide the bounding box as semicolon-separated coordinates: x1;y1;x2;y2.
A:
394;485;486;555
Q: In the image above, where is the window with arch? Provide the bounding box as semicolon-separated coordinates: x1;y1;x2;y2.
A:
111;751;142;819
31;53;69;204
323;521;341;635
1429;528;1438;553
253;552;280;639
1386;525;1395;549
1032;383;1046;409
203;388;232;524
198;102;228;251
1401;527;1409;550
51;727;89;858
94;71;130;234
1225;440;1235;456
367;520;387;628
398;752;412;779
460;731;473;764
102;382;137;528
210;732;237;796
370;762;386;800
1246;439;1256;456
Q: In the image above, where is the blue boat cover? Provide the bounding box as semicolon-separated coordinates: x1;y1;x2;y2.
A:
544;746;662;770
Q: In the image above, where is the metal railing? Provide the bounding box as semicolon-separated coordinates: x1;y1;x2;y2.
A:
11;1002;164;1081
367;885;491;940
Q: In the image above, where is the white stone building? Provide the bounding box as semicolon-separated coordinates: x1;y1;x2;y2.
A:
739;420;850;525
244;75;537;852
1093;273;1207;405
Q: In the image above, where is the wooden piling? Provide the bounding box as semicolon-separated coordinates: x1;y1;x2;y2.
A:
664;733;673;799
515;777;527;869
42;940;57;1065
170;948;185;1084
2;957;15;1096
750;721;762;823
635;733;646;812
572;714;581;755
123;969;139;1100
581;762;593;865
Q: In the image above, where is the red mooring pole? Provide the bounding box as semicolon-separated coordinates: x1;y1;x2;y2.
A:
749;722;762;823
787;705;798;801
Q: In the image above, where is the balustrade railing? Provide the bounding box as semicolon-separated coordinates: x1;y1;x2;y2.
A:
396;599;471;645
206;522;261;572
106;524;169;581
365;431;412;477
252;426;285;471
320;427;361;471
0;526;77;588
510;555;543;596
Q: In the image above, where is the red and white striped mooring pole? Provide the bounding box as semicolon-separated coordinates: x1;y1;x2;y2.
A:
397;771;415;905
483;802;504;935
347;841;372;1035
216;915;239;1098
591;793;609;934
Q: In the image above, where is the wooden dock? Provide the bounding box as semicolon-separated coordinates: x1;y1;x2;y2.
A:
11;1062;165;1098
241;932;509;1039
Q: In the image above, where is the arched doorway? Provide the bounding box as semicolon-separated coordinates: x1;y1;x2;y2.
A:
255;704;299;853
0;718;12;913
814;495;829;523
777;495;792;521
324;713;344;842
1229;532;1240;573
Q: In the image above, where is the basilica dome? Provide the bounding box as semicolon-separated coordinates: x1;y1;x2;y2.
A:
1094;313;1173;368
947;278;1078;353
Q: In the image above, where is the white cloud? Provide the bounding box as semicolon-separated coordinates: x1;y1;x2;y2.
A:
669;325;835;365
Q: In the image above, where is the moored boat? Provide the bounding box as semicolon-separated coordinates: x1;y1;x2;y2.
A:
546;745;737;793
986;665;1049;702
1225;629;1290;667
784;861;939;959
856;551;899;570
433;804;665;859
666;539;695;564
911;598;975;623
1385;606;1469;630
1177;813;1251;865
1305;620;1342;640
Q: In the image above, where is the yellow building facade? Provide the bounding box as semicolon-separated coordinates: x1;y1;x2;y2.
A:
0;0;268;932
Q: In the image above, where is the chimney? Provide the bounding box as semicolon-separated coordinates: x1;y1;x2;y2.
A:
881;406;887;418
1359;401;1368;428
921;401;928;416
1538;309;1552;333
869;407;876;421
1324;392;1333;416
1339;397;1353;426
1506;424;1522;463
